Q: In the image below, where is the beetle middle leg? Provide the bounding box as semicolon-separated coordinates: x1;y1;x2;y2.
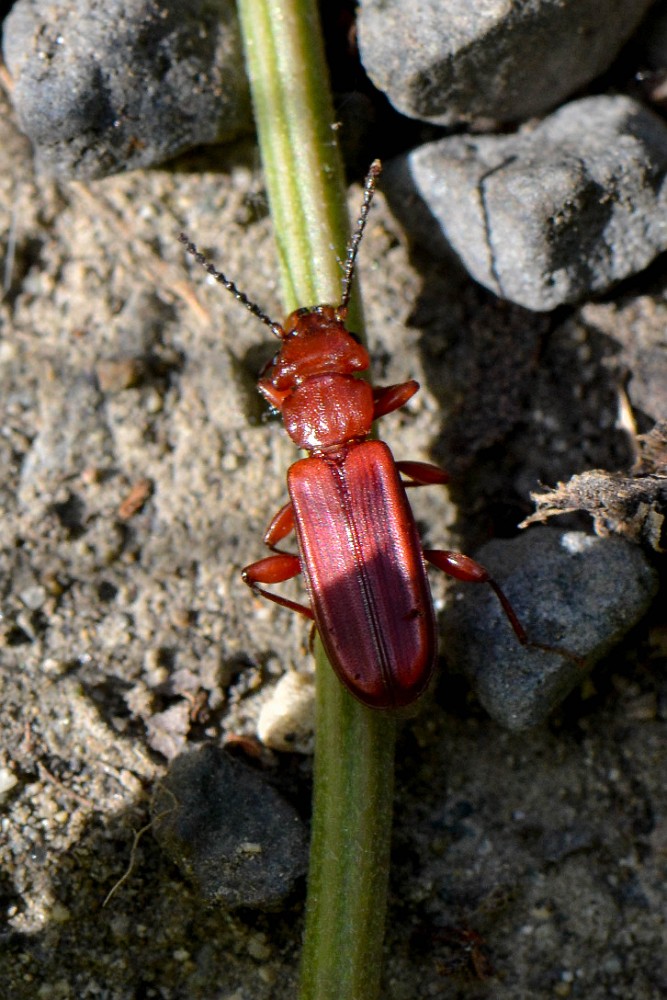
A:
242;552;315;620
396;460;449;487
394;463;580;661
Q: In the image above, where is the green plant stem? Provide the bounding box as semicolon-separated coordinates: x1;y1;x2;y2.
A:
235;2;396;998
300;639;396;1000
237;0;349;313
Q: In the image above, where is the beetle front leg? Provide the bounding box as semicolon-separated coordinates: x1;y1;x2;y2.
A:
242;553;315;620
373;380;419;419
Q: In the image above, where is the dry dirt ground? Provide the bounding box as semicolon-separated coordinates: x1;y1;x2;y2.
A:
0;88;665;999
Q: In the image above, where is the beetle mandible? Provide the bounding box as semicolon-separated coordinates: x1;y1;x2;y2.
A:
180;161;560;709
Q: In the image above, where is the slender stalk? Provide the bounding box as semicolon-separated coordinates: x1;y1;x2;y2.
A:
300;641;396;1000
237;0;348;314
235;2;396;998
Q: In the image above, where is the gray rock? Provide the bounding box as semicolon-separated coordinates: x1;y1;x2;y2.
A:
2;0;252;178
401;96;667;310
151;744;308;909
441;528;659;730
357;0;654;125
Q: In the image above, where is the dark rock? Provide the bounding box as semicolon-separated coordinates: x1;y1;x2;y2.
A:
151;744;308;909
640;2;667;71
357;0;654;125
2;0;252;178
441;527;659;730
400;96;667;310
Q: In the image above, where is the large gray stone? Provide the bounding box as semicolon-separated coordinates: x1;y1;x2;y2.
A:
152;745;308;909
402;96;667;310
358;0;655;125
2;0;252;178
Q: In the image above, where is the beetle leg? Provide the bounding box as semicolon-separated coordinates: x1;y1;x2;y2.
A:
423;549;583;662
372;380;419;419
424;549;529;643
396;460;449;487
242;553;315;620
264;501;296;548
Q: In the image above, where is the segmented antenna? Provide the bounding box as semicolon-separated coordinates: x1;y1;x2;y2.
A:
178;233;283;337
339;159;382;314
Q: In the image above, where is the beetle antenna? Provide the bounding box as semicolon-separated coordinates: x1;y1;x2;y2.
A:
339;159;382;314
179;233;283;337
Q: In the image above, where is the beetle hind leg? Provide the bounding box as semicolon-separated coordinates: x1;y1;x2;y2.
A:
423;549;528;642
423;548;583;664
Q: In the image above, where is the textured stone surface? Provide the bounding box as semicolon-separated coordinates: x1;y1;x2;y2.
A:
2;0;251;178
399;96;667;310
357;0;654;125
442;528;659;729
152;745;308;909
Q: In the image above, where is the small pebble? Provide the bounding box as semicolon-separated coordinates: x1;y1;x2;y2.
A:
257;670;315;754
17;371;113;510
49;902;71;923
0;767;19;799
553;982;572;998
151;744;308;909
19;585;47;610
95;358;142;393
247;933;271;961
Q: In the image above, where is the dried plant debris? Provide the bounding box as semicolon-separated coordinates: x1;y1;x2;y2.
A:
522;423;667;550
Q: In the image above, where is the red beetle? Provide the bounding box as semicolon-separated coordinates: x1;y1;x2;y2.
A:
180;162;546;709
